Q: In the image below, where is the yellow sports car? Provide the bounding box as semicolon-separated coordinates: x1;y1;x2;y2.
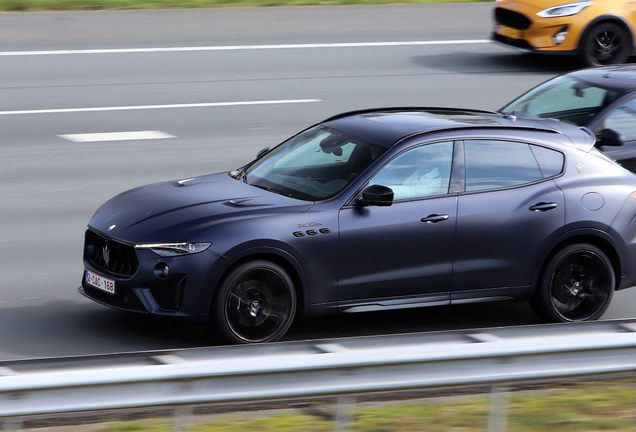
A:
492;0;636;66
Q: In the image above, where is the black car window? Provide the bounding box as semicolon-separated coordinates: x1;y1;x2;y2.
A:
530;145;564;178
604;98;636;141
369;141;453;200
464;140;544;192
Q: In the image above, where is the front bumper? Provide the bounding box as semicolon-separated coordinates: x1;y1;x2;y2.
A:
491;33;577;56
81;243;226;325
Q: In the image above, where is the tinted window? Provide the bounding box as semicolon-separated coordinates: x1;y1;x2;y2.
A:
369;141;453;200
465;140;543;192
604;98;636;141
530;145;564;178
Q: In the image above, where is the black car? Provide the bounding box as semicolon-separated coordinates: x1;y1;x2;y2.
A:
501;65;636;173
80;107;636;344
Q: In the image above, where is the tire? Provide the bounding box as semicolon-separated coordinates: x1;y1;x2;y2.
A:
531;243;615;323
211;260;297;344
581;22;631;67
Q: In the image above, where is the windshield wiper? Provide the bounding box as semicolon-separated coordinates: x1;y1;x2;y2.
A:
250;184;292;197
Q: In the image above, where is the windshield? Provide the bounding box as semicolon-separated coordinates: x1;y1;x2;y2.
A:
501;75;624;126
242;125;387;201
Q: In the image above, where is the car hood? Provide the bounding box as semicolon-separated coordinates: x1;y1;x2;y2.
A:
88;173;313;243
497;0;566;11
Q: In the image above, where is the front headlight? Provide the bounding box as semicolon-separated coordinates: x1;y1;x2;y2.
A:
135;243;211;257
537;1;593;18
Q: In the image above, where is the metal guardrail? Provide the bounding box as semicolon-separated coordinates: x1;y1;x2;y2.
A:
3;319;636;431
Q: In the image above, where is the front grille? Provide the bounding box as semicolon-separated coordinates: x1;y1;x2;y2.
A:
492;33;535;50
85;229;139;276
150;276;187;311
495;7;532;30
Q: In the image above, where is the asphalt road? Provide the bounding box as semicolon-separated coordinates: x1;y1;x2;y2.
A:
1;3;635;361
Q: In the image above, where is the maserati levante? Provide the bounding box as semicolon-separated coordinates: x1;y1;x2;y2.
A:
81;108;636;344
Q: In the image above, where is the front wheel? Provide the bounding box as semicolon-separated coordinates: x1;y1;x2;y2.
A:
211;260;297;344
531;243;615;323
581;22;631;66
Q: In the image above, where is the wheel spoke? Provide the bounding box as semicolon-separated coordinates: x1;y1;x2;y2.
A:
230;282;252;305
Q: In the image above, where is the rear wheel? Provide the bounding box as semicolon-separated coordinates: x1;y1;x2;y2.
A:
581;22;631;66
212;260;296;344
531;243;614;322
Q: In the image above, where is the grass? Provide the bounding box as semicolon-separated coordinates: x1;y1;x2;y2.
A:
0;0;493;12
87;381;636;432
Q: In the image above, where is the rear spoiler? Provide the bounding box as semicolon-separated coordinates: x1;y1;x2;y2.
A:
575;127;597;152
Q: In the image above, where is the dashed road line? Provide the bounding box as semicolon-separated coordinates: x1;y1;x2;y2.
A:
59;131;175;143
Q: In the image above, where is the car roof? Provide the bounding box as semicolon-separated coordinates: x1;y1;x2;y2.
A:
562;65;636;93
321;107;594;150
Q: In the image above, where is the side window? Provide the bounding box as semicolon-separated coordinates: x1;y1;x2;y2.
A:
369;141;453;200
530;145;564;178
465;140;543;192
604;98;636;141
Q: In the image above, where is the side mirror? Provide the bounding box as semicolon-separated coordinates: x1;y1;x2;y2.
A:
599;129;625;147
356;185;394;207
256;147;271;159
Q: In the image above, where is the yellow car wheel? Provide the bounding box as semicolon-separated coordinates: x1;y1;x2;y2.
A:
582;22;631;67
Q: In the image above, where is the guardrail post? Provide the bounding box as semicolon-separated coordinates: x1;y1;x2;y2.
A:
173;405;193;432
3;417;22;432
487;385;510;432
334;394;356;432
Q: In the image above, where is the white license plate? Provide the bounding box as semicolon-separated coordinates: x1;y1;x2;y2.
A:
85;269;116;295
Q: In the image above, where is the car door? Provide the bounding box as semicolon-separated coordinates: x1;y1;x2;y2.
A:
452;139;565;302
337;141;457;310
592;96;636;173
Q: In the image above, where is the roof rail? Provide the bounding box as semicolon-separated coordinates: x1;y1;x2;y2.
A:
393;124;562;146
321;106;501;123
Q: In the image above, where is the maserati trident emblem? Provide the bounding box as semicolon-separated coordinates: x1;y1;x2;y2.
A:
576;163;583;173
103;245;110;268
108;224;116;231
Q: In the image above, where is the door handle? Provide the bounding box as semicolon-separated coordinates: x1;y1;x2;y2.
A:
529;202;558;212
421;214;449;223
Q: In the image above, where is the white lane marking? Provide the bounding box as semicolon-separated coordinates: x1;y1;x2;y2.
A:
0;99;321;116
59;130;175;143
0;40;489;56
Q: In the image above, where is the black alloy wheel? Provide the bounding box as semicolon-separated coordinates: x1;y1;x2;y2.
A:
532;243;615;322
582;22;631;66
212;260;296;344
